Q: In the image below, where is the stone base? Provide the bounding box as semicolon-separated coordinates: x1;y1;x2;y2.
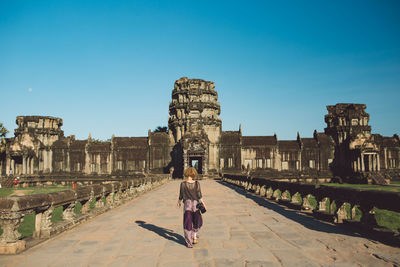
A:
0;240;26;254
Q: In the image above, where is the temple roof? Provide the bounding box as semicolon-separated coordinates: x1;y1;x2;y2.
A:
242;136;277;146
301;138;318;148
113;137;148;147
278;140;300;150
221;131;241;145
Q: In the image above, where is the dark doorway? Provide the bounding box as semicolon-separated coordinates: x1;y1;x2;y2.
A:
364;154;370;172
189;157;202;174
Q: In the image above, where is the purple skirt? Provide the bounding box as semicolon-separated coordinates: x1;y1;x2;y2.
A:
183;199;203;247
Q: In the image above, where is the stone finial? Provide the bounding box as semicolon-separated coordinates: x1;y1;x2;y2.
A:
88;133;92;142
239;124;242;134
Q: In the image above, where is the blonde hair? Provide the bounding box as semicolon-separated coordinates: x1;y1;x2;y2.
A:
184;167;198;179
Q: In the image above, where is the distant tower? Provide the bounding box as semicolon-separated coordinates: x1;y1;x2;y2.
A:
324;104;379;177
324;103;371;145
168;77;222;176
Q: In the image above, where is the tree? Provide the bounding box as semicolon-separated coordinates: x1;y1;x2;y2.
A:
154;126;168;133
0;122;8;138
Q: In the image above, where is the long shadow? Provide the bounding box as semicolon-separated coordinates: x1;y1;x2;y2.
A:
135;220;186;246
217;181;400;247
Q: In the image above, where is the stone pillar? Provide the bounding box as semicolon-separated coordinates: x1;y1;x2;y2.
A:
377;154;380;171
43;150;48;172
6;156;10;176
66;150;70;172
384;147;388;169
48;150;53;173
31;157;34;174
361;153;365;172
22;156;26;175
11;159;15;176
177;127;182;141
26;157;30;175
368;154;372;172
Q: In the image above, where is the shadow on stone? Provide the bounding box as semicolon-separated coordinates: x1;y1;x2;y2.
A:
135;220;186;246
217;181;400;247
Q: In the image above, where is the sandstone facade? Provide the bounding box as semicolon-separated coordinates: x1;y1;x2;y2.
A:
0;78;399;182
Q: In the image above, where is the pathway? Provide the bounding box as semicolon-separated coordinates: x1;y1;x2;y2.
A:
0;180;399;266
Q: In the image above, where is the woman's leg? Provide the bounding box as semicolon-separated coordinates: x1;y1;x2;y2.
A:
183;199;195;248
192;210;203;242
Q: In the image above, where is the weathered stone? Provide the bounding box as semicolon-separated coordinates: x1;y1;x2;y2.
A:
0;240;25;254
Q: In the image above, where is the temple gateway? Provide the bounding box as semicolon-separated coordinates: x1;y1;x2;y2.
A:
1;77;399;183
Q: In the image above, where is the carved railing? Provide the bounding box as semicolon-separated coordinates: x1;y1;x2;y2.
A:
0;175;170;254
222;174;400;233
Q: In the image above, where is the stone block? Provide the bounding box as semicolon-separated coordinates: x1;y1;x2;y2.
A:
0;240;26;254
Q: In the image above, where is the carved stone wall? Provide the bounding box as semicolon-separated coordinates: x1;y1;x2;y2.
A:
0;82;399;182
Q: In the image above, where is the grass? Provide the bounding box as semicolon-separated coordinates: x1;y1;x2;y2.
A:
322;183;400;192
0;185;72;197
18;213;36;238
308;195;317;210
375;208;400;231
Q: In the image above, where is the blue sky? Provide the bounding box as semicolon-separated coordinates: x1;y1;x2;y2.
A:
1;0;399;140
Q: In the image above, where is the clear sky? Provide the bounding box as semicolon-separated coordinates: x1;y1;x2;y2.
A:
1;0;399;140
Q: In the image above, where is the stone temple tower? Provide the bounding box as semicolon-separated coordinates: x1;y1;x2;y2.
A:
168;77;222;176
324;103;380;177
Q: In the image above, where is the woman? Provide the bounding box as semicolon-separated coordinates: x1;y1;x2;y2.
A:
177;167;207;248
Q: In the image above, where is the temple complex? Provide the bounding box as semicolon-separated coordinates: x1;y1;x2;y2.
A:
1;78;399;183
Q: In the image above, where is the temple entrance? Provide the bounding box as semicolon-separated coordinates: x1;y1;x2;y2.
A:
364;154;370;172
189;157;202;174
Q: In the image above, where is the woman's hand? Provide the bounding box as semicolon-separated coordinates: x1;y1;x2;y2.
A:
201;199;207;210
177;200;181;208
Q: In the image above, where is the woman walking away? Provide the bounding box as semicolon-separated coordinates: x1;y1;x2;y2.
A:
177;167;207;248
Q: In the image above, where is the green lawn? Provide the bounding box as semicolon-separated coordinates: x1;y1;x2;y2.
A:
322;183;400;192
0;185;72;197
375;208;400;231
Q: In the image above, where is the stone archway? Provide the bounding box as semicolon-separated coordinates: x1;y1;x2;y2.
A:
183;149;208;176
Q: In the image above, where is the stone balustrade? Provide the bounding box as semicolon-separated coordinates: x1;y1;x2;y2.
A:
0;175;171;254
222;174;400;234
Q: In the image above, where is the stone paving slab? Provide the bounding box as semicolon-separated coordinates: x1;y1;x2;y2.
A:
0;180;400;266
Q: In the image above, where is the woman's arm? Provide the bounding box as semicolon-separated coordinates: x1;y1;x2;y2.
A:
177;182;183;207
199;198;207;210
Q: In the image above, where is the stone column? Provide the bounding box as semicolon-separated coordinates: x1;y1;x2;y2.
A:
6;156;10;176
177;127;182;141
384;147;388;169
48;150;53;173
368;154;372;172
11;159;15;175
26;157;30;175
43;150;48;172
377;154;381;171
361;153;365;172
22;156;26;175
